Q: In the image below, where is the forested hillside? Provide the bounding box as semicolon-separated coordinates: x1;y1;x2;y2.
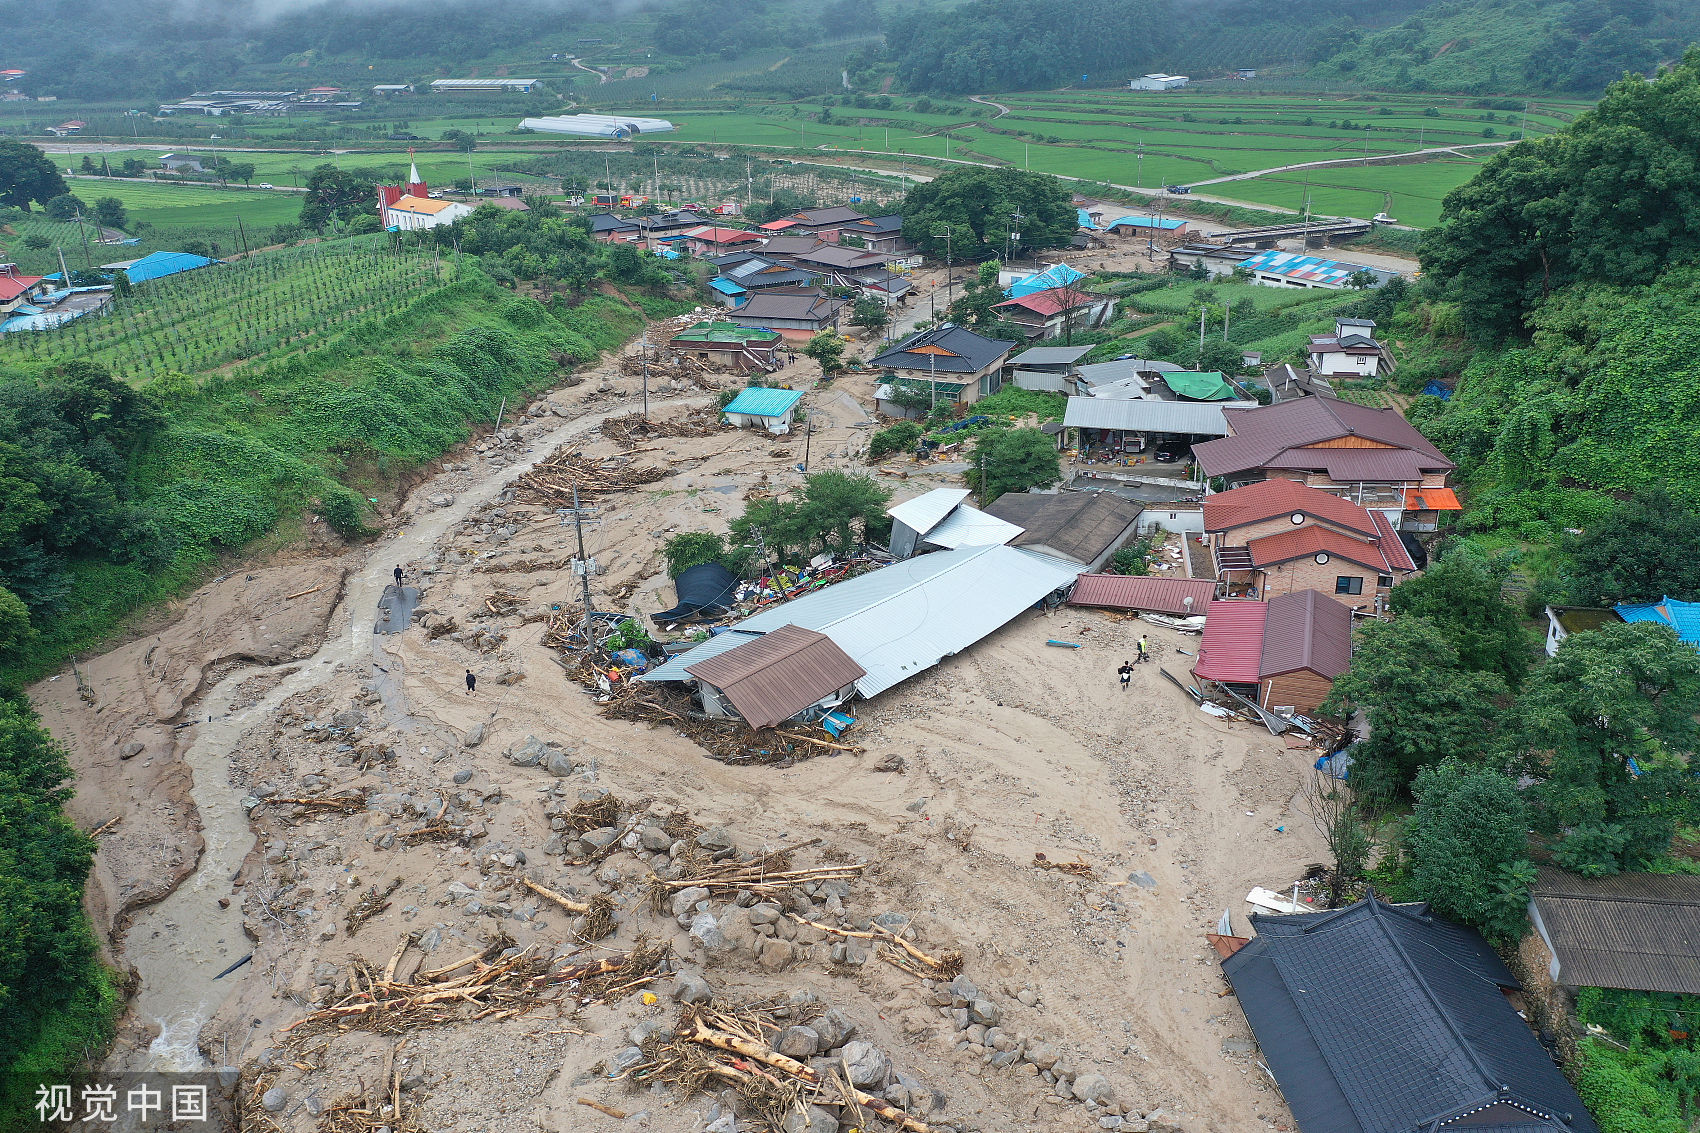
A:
1403;46;1700;546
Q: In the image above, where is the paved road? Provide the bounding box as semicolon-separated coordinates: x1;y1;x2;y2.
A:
1185;141;1512;187
968;95;1011;118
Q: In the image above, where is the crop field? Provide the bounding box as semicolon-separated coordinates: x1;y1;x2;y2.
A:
0;238;448;379
64;180;304;232
1219;158;1493;227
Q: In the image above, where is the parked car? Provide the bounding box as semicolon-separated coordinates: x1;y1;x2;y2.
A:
1165;185;1191;194
1154;443;1191;463
259;183;274;189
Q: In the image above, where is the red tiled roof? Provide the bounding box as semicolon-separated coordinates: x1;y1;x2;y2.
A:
994;286;1096;317
1259;589;1352;678
1193;600;1268;683
1069;574;1217;616
1203;479;1377;537
1245;525;1391;572
1371;510;1417;572
0;274;44;302
758;219;799;231
688;226;762;244
1193;398;1453;478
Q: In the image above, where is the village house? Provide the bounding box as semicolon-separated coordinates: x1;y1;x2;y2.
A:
1542;605;1622;656
1167;243;1254;278
1222;893;1600;1133
158;153;207;173
0;265;50;317
1060;396;1245;464
983;491;1145;572
885;488;1024;558
1262;362;1334;402
680;625;866;729
587;212;641;243
667;322;783;373
717;256;825;295
726;291;847;342
1202;478;1418;610
781;205;870;240
1006;344;1094;393
632;209;710;249
1192;396;1459;530
681;226;764;257
870;324;1017;415
1308;316;1392;378
1192;589;1352;714
837;214;911;254
992;286;1118;341
1068;574;1218;618
721;386;804;433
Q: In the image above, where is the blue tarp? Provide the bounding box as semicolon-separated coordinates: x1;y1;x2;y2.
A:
821;711;856;737
122;250;217;283
1421;381;1453;400
1008;262;1086;298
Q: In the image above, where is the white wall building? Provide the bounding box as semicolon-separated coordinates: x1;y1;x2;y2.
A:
383;195;474;231
1129;74;1190;90
519;114;676;139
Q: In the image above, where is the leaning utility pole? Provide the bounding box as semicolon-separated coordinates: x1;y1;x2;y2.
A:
571;484;595;646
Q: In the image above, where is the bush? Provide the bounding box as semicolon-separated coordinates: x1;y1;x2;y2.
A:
664;531;728;577
868;420;922;460
316;489;376;540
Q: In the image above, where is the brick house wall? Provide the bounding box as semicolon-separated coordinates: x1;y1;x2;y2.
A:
1258;554;1386;609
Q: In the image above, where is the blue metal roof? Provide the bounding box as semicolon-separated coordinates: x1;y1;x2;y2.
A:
1077;208;1100;231
708;277;747;295
1615;597;1700;644
1237;249;1366;287
1009;262;1086;298
723;387;804;417
1104;215;1185;231
123;250;217;283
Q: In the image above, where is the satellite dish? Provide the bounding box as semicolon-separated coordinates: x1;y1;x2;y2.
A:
1183;595;1195;610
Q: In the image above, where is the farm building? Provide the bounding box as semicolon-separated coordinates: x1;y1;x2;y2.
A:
1192;589;1352;715
1061;396;1245;460
433;78;541;94
1103;215;1188;236
726;292;846;341
668;322;783;372
722;386;804;434
519;113;676;139
158;153;207;172
679;625;866;729
119;250;219;284
1527;869;1700;996
1007;344;1093;393
1237;249;1391;291
1129;74;1189;90
1069;575;1217;617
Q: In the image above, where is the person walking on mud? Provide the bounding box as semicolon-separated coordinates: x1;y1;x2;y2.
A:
1136;635;1151;665
393;565;403;589
1118;660;1133;691
465;669;476;695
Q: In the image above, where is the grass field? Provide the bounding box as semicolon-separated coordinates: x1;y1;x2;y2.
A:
65;180;304;232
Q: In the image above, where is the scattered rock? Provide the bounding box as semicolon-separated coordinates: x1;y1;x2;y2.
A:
671;971;713;1005
543;750;576;777
507;736;546;768
757;938;795;971
1073;1072;1115;1106
781;1105;840;1132
119;742;144;761
697;826;735;852
261;1088;288;1113
464;722;486;748
452;769;473;785
1129;871;1157;889
672;886;711;920
1026;1043;1060;1070
774;1026;821;1059
839;1041;892;1089
812;1008;856;1048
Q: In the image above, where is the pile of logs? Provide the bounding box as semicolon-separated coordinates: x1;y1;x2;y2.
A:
598;679;863;765
281;933;670;1037
600;408;721;447
648;838;863;906
512;448;668;504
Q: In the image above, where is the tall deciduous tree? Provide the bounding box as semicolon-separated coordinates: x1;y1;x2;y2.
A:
900;167;1075;260
1390;544;1533;686
968;428;1060;503
299;164;379;232
1406;760;1534;942
1564;487;1700;605
1515;620;1700;874
0;138;69;212
1420;48;1700;339
1319;616;1508;801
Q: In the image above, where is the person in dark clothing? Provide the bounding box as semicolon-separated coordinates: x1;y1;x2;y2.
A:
393;565;403;588
1118;661;1133;690
465;669;476;695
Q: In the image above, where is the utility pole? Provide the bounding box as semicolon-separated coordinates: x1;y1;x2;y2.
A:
235;213;249;257
1136;140;1143;188
73;211;93;271
929;350;937;414
939;224;955;311
801;419;813;470
641;352;650;421
570;483;596;647
1198;305;1206;354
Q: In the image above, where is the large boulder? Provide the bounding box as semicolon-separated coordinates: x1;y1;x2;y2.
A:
839;1041;892;1089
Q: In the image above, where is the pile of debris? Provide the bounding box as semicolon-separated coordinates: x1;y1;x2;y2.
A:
599;407;722;447
578;664;863;765
512;448;668;505
617;351;722;389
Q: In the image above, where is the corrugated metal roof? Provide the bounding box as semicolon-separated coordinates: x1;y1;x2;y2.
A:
984;491;1144;565
1532;867;1700;994
1370;510;1417;572
684;624;866;729
1245;524;1389;572
1063;397;1246;435
723;387;803;417
1069;575;1217;615
1204;479;1378;536
123;250;217;283
1259;589;1352;678
922;504;1024;549
1103;215;1186;230
1008;263;1086;298
1614;596;1700;644
1193;600;1268;683
1194;398;1454;479
733;545;1079;697
1009;345;1094;367
887;489;970;537
1405;487;1462;510
1238;248;1368;286
641;631;763;682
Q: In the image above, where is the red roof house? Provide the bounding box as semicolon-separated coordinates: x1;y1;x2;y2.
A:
1193;589;1351;714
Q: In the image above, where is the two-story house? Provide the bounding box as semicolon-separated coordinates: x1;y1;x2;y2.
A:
1203;478;1418;611
1192;396;1458;531
1308;317;1392;378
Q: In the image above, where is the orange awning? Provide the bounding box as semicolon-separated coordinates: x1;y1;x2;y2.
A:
1405;487;1462;511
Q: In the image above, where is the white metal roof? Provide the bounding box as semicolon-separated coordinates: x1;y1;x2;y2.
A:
640;631;762;683
922;504;1024;550
887;488;971;537
1008;345;1094;366
1063;396;1252;435
732;545;1078;697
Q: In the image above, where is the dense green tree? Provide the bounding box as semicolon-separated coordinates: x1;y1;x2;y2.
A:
43;193;86;221
1319;616;1508;801
441;129;477;154
1405;760;1534;942
967;428;1060;503
800;471;889;554
1516;620;1700;873
0;139;69;213
1390;544;1533;686
803;332;847;374
0;586;32;663
663;532;727;577
947;261;1010;332
299;164;379;232
849;297;889;332
900;168;1075;261
1564;487;1700;605
1193;339;1244;375
90;196;127;230
1421;49;1700;338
